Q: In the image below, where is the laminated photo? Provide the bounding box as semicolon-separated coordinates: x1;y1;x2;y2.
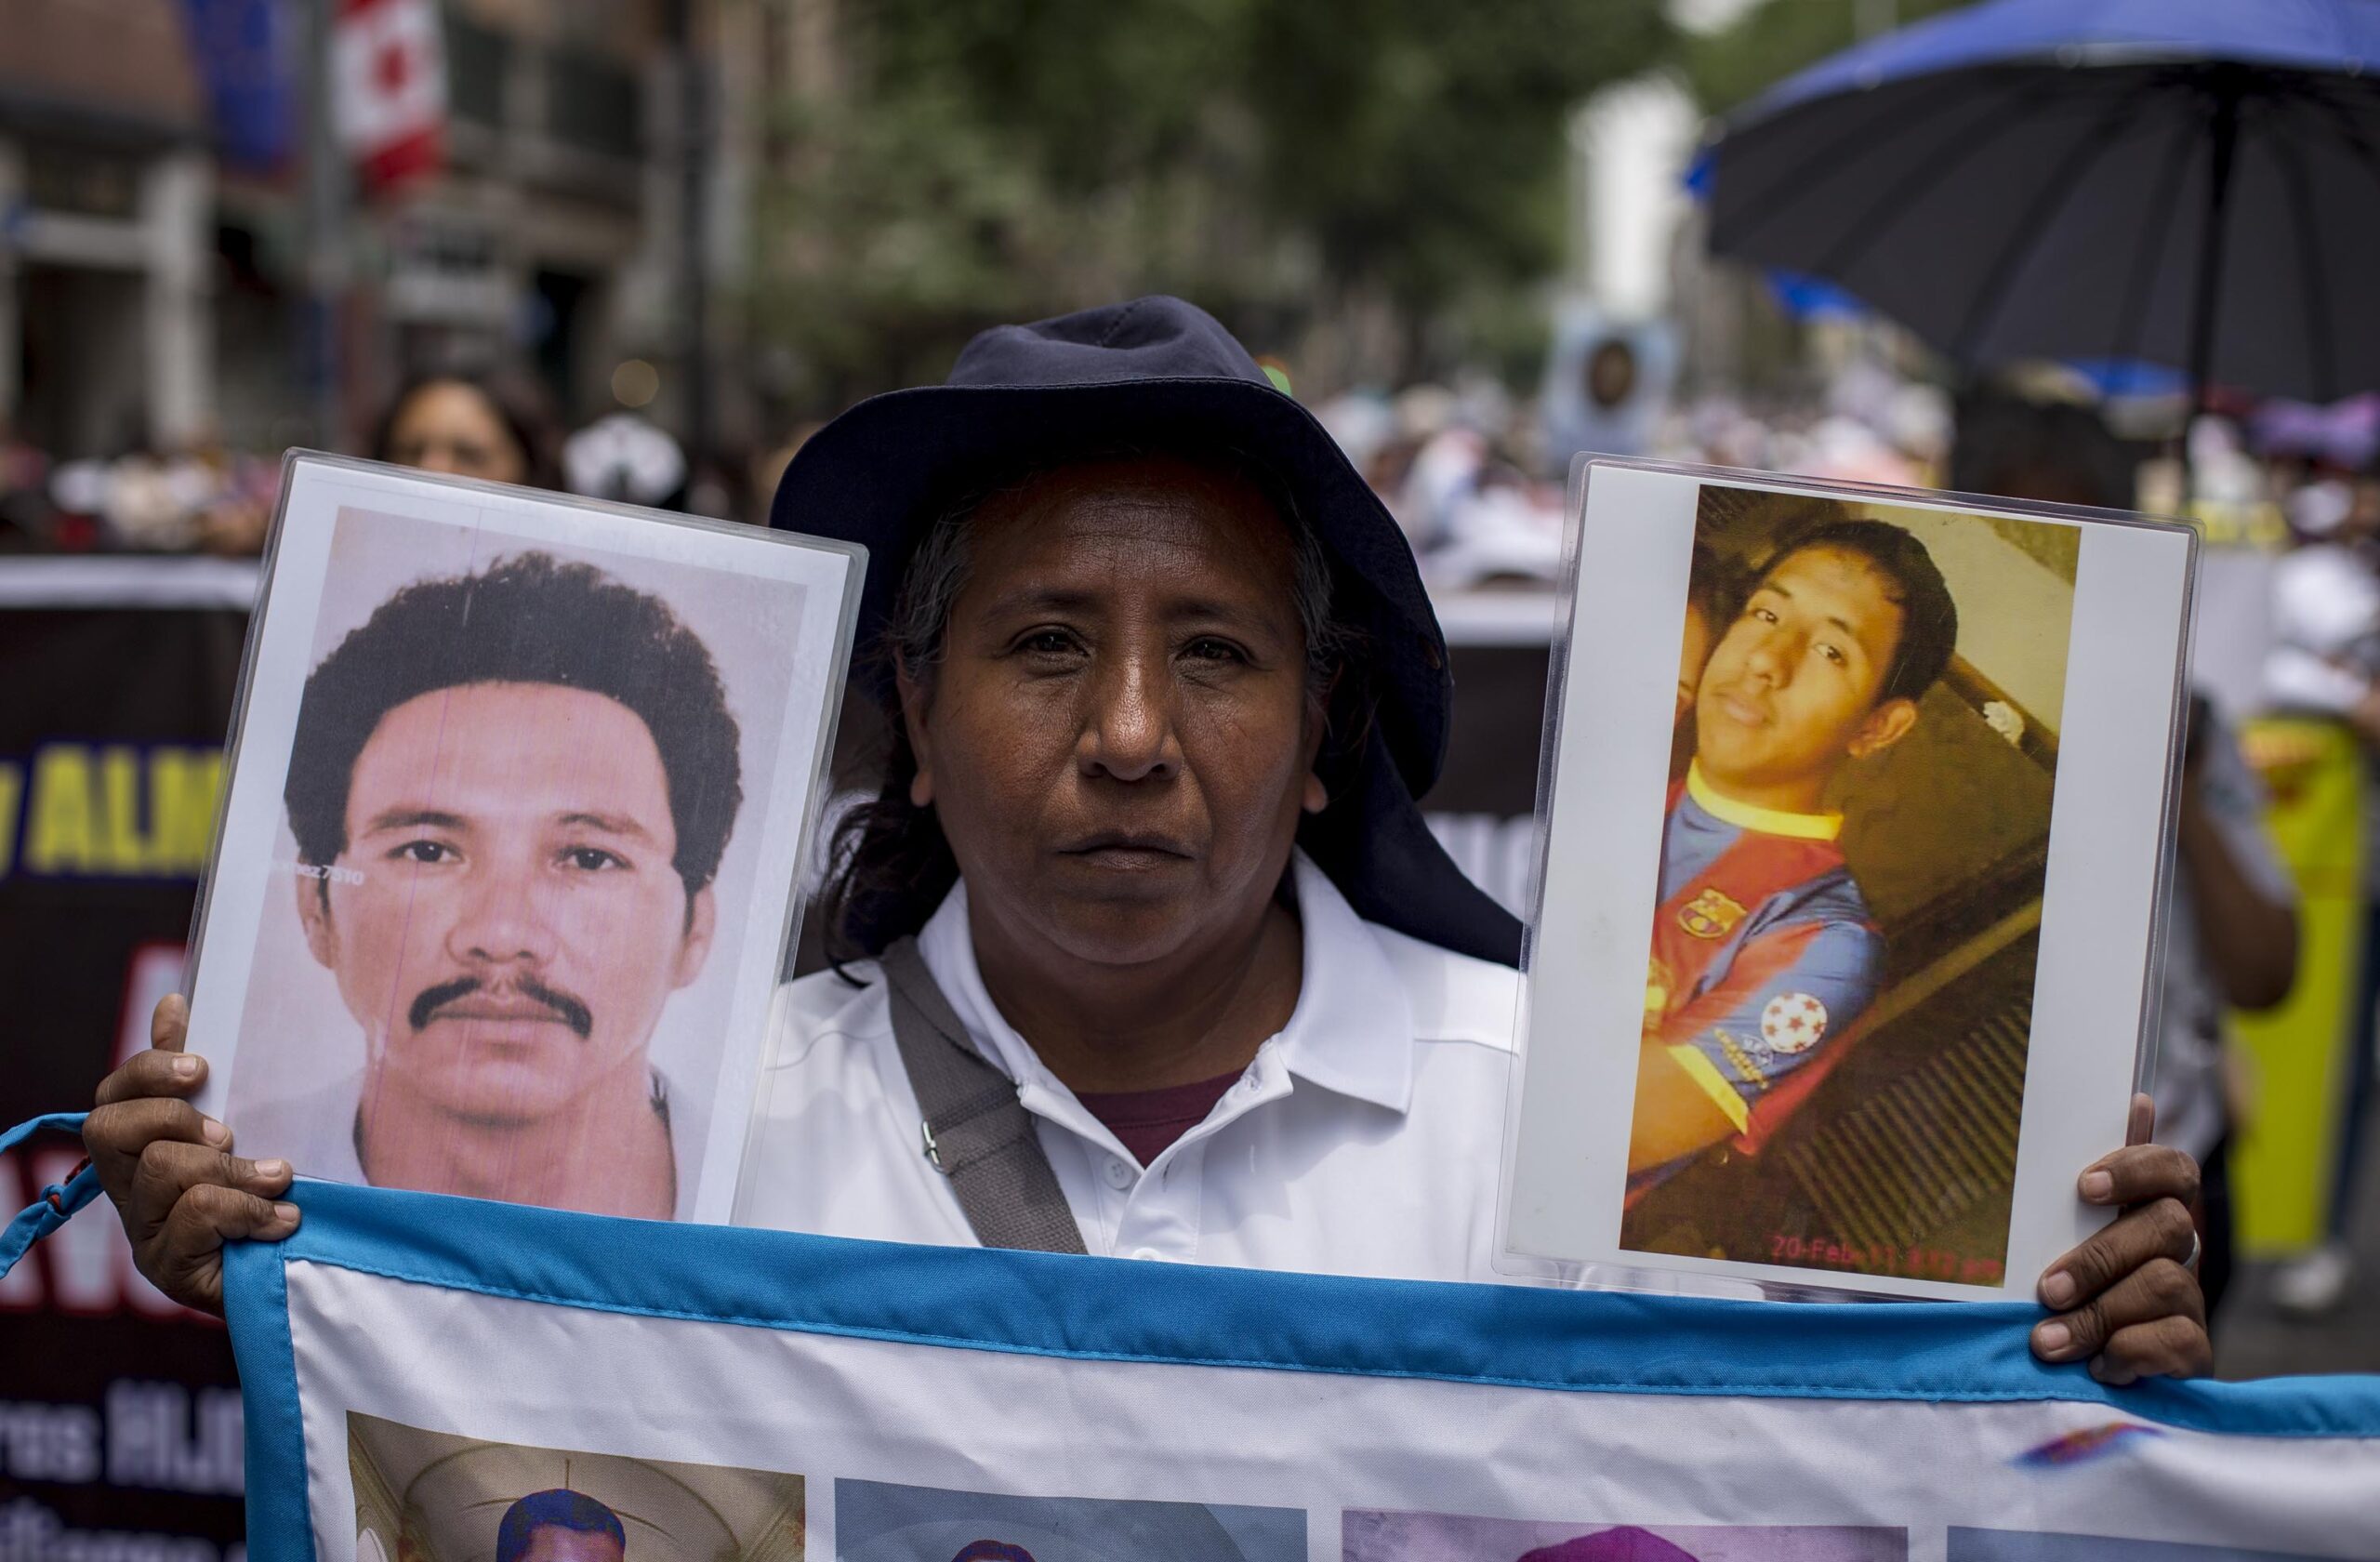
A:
1344;1511;1905;1562
1501;460;2194;1300
186;455;859;1224
349;1411;805;1562
1946;1530;2343;1562
837;1479;1304;1562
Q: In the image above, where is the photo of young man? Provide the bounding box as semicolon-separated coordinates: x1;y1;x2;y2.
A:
348;1412;805;1562
231;549;746;1220
1631;516;1958;1190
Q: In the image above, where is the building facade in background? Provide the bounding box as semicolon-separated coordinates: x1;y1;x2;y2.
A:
0;0;215;458
2;0;757;466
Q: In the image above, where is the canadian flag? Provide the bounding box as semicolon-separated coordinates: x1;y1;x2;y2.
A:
332;0;446;189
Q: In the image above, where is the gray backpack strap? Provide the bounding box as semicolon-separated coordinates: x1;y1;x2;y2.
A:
878;936;1089;1255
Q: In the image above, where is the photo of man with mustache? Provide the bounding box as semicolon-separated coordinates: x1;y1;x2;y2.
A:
234;549;743;1219
1630;513;1955;1193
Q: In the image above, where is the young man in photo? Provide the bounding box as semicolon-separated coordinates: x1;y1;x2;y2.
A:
235;550;744;1220
1632;516;1956;1187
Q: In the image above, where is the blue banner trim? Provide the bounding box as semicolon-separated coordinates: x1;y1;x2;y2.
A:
0;1112;101;1279
226;1229;312;1560
225;1180;2380;1448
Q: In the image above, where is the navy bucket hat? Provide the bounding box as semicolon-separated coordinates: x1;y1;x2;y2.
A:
770;295;1523;967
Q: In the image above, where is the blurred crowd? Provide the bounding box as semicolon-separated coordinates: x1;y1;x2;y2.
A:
0;421;282;556
1316;351;1958;593
0;368;711;557
1316;345;2379;597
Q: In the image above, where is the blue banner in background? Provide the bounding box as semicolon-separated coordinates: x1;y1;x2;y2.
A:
182;0;296;172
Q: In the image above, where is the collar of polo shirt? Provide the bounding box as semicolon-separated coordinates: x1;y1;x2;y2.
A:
919;852;1418;1150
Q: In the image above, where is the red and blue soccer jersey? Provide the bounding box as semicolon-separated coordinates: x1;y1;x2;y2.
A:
1634;764;1884;1188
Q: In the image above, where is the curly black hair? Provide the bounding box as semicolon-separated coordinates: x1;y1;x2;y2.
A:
1686;538;1744;635
284;550;743;894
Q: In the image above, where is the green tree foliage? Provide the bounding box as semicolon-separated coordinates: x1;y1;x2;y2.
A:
754;0;1669;404
1244;0;1671;328
1683;0;1979;117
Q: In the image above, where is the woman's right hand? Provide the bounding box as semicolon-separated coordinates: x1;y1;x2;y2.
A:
81;995;300;1315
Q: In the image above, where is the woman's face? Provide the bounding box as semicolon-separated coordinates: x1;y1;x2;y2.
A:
382;381;529;485
902;456;1326;971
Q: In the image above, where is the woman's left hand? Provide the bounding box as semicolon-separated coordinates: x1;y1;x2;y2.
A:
2030;1094;2211;1383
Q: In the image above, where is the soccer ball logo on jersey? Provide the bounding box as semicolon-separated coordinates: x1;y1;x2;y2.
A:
1760;992;1828;1054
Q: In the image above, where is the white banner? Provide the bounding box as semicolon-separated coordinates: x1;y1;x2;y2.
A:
225;1183;2380;1562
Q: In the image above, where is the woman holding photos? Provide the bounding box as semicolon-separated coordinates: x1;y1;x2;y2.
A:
84;297;2210;1382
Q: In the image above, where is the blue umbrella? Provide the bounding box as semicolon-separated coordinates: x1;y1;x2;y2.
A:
1765;267;1871;323
1701;0;2380;405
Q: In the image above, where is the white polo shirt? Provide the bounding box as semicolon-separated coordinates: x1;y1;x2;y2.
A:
741;853;1539;1283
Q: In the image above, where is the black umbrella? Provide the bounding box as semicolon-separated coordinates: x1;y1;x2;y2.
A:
1701;0;2380;406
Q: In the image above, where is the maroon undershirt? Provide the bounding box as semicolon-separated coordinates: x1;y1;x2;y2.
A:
1074;1070;1244;1167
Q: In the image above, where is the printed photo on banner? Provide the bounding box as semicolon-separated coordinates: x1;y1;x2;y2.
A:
348;1411;804;1562
1503;460;2194;1300
1947;1529;2339;1562
836;1478;1304;1562
186;456;860;1224
1344;1511;1905;1562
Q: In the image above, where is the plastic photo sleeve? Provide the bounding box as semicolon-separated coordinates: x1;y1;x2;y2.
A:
1499;458;2195;1301
182;453;863;1225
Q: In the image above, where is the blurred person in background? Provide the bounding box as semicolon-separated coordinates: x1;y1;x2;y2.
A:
1968;412;2298;1321
1949;389;2139;512
563;406;689;512
2167;689;2302;1318
1539;311;1673;475
62;422;213;551
2266;474;2380;1314
1365;383;1568;590
0;418;57;551
185;428;284;557
371;370;565;492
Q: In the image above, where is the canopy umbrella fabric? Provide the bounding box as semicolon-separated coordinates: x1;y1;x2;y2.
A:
1700;0;2380;405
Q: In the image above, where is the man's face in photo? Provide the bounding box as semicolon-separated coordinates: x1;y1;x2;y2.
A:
296;680;716;1122
1694;545;1918;791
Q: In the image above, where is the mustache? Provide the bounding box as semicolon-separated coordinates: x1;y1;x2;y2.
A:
407;974;594;1039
